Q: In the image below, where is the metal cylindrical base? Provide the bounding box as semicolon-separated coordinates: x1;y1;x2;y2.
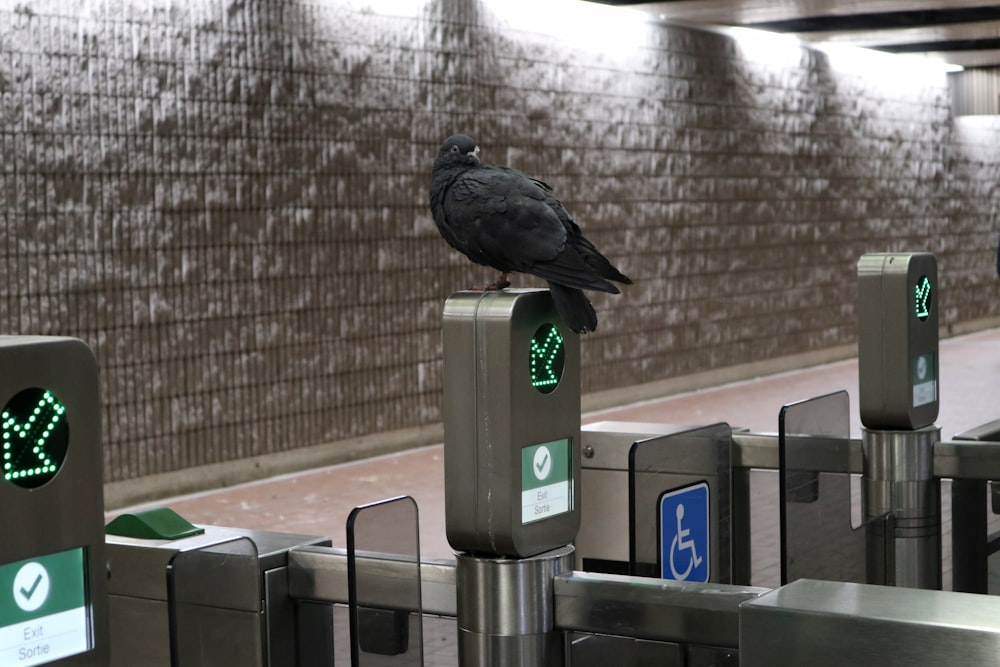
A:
862;426;941;589
457;630;562;667
455;545;574;667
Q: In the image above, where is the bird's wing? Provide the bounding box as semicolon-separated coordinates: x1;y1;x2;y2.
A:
537;181;632;287
443;167;568;268
440;166;621;292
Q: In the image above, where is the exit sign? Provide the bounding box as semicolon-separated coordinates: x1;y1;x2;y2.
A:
0;548;91;666
521;439;572;524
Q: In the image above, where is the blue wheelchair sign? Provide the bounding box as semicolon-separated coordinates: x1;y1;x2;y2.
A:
659;482;710;582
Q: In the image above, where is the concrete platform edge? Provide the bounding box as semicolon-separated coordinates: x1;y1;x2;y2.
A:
104;422;445;510
944;314;1000;338
581;343;858;414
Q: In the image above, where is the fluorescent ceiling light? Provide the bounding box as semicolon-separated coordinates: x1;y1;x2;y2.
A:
482;0;651;60
726;26;804;67
816;41;961;80
726;26;964;79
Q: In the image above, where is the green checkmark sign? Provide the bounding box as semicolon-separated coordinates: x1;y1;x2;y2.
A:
2;549;85;625
20;573;43;600
522;440;569;492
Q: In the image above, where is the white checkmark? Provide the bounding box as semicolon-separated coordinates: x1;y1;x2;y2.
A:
533;446;552;481
13;562;50;612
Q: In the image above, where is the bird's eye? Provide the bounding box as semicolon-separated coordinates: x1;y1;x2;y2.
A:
450;145;459;153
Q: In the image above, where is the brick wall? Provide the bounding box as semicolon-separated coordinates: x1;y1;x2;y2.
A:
2;0;998;482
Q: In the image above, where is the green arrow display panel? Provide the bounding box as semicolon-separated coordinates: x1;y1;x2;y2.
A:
529;324;565;394
3;389;69;489
914;275;932;321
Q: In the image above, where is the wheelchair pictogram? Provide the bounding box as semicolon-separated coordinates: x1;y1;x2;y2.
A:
659;482;710;582
668;504;703;579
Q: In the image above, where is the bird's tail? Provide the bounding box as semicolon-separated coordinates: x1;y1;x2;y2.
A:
569;235;633;287
548;282;598;334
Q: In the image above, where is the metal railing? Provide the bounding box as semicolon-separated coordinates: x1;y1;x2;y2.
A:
287;546;765;651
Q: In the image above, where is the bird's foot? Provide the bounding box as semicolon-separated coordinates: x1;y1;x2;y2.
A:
486;273;511;290
469;273;510;291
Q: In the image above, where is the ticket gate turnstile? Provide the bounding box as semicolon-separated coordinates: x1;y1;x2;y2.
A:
105;522;333;667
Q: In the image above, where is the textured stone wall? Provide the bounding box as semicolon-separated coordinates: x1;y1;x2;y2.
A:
2;0;998;482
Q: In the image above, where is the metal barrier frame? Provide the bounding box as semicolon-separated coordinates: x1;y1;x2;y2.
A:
287;546;765;652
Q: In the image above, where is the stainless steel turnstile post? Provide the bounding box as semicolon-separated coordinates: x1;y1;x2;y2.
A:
862;426;941;589
455;546;574;667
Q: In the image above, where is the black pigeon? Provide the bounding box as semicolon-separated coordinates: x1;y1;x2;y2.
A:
429;134;632;334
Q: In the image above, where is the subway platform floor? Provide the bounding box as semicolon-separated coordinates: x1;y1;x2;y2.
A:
107;328;1000;590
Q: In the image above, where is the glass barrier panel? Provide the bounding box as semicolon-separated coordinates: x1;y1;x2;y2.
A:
779;391;892;585
347;496;423;667
952;421;1000;594
629;423;732;584
168;537;262;667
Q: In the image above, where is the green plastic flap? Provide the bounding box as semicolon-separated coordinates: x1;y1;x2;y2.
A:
105;507;205;540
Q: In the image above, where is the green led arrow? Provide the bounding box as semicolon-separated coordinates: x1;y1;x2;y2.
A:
3;389;68;488
530;324;565;394
914;275;932;321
